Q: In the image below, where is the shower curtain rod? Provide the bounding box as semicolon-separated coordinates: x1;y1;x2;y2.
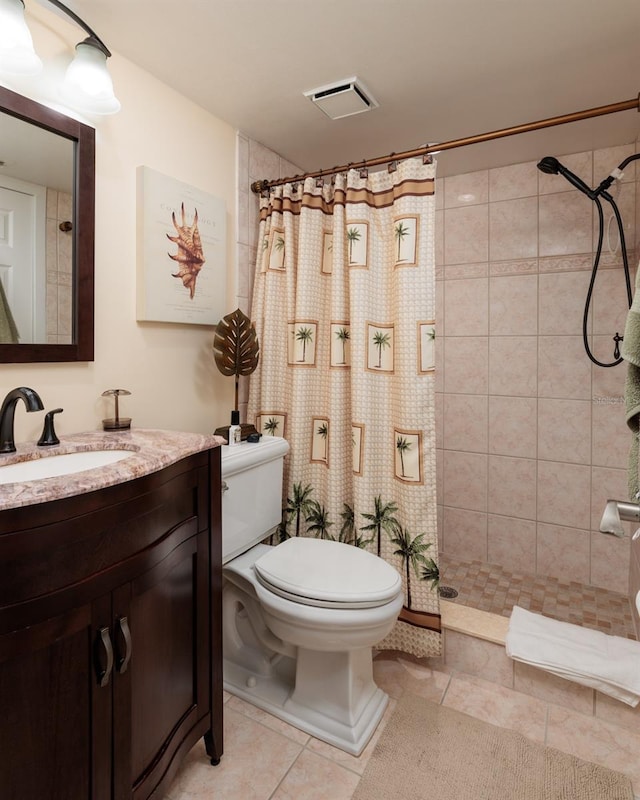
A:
250;94;640;193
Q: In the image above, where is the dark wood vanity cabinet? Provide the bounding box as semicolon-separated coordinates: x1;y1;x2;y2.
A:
0;447;223;800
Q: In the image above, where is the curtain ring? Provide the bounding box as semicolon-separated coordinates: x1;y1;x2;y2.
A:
359;167;368;179
423;153;433;165
315;177;324;188
388;160;397;173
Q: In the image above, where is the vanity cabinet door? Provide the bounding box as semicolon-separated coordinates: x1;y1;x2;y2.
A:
0;447;223;800
0;595;112;800
111;518;211;800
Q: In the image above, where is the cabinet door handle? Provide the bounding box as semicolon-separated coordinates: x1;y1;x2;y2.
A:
95;626;114;688
116;616;132;674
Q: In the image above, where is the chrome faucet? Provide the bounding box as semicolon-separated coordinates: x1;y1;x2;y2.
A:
0;387;44;454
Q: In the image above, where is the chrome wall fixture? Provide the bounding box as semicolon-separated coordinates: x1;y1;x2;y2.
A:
0;0;120;114
600;499;640;538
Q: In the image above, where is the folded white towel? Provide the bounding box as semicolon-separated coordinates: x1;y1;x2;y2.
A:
505;606;640;707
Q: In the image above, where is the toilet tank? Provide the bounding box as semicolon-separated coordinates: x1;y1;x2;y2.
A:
220;437;290;563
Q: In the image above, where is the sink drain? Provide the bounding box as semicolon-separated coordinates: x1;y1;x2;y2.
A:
438;585;458;599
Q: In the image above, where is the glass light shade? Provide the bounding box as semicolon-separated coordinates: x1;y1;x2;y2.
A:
0;0;42;75
60;39;120;115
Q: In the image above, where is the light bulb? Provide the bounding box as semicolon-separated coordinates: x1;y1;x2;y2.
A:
60;37;120;115
0;0;42;76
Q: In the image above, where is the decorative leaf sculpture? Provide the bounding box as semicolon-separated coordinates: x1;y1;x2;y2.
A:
213;308;260;377
213;309;260;414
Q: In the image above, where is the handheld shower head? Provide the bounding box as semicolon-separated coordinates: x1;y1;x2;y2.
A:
537;156;560;175
536;156;594;197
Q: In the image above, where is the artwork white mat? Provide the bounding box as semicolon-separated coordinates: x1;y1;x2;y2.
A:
136;166;226;324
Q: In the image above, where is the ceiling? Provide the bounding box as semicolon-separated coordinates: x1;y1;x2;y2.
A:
57;0;640;180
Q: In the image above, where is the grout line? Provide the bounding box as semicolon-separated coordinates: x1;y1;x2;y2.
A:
230;693;368;785
300;744;365;779
265;748;305;800
439;669;454;705
227;695;311;748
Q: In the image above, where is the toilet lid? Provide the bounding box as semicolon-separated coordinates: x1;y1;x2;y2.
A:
254;537;402;609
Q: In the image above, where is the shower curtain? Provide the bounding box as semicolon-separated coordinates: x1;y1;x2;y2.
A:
247;157;440;658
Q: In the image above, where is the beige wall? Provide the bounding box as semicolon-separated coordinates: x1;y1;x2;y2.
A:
2;4;237;444
435;143;640;594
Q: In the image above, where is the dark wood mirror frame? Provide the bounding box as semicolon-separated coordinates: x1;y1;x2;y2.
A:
0;84;95;363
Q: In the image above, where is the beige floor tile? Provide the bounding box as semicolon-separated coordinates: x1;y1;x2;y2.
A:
373;654;451;701
226;694;311;745
164;708;302;799
167;659;640;799
595;691;640;734
546;705;640;793
305;698;396;776
270;750;360;800
513;661;594;715
442;672;547;742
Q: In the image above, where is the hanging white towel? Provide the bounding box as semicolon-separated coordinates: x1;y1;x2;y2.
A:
505;605;640;707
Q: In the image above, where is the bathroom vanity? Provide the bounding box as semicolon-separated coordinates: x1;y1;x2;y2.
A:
0;429;223;800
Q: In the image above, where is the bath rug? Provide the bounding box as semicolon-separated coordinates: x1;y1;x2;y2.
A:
352;692;633;800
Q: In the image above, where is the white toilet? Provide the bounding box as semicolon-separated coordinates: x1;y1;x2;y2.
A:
221;437;403;755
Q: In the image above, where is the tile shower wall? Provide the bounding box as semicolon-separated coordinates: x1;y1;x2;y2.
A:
436;142;640;595
235;132;301;424
46;187;73;343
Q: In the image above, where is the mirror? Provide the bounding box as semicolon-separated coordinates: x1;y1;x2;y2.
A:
0;85;95;362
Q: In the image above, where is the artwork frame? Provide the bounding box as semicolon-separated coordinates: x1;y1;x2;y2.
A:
136;166;226;325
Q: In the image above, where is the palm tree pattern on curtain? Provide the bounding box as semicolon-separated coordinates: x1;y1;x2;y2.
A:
334;326;350;365
248;158;439;658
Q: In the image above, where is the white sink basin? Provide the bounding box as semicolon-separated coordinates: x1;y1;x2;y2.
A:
0;450;133;484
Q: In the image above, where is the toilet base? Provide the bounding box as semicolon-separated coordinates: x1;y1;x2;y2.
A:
223;652;389;756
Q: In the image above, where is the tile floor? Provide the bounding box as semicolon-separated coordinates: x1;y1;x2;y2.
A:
440;555;637;639
163;651;640;800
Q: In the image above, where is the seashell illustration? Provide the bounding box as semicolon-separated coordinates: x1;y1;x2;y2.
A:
167;202;205;299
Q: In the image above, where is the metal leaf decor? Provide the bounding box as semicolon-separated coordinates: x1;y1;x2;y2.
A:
213;308;260;378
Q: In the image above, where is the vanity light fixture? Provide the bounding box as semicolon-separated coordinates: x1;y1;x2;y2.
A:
0;0;120;114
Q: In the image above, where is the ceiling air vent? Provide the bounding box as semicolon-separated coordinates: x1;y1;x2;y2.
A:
304;77;378;120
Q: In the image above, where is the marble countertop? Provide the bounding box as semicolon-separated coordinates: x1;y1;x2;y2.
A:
0;428;225;511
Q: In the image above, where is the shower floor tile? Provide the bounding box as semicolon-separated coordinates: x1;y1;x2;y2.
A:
439;556;637;640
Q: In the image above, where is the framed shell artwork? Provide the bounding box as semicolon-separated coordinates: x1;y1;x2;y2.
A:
136;166;226;325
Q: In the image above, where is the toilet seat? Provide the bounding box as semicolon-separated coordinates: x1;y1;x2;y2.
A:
253;537;402;609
